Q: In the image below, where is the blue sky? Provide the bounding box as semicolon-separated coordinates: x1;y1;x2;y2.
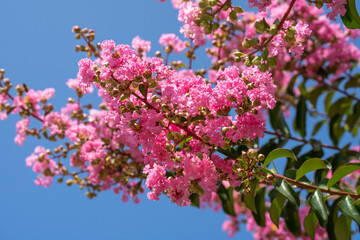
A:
0;1;252;239
1;1;360;240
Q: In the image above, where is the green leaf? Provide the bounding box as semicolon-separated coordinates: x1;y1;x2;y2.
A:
258;138;279;157
215;146;238;159
287;74;299;96
308;86;326;108
345;76;360;89
325;92;335;113
138;84;146;98
341;0;360;29
252;187;266;227
269;194;286;228
309;189;328;227
243;179;259;213
285;169;311;184
261;48;269;59
295;97;307;137
283;201;301;235
244;192;256;214
217;184;236;217
328;97;353;118
263;148;297;167
329;114;344;145
189;193;200;208
268;102;290;135
190;114;206;123
311;120;326;136
338;196;360;225
304;210;317;240
345;101;360;130
296;158;331;181
277;179;300;208
334;214;351;240
327;163;360;189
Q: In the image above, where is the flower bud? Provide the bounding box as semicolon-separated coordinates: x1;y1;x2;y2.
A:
245;58;252;67
242;39;251;49
286;27;296;38
198;0;207;8
252;56;261;66
72;25;81;33
254;20;265;34
269;25;278;36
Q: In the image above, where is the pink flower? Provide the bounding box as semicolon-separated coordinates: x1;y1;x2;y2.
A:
159;33;186;53
66;78;94;93
326;0;347;20
131;36;151;53
77;58;94;93
15;118;30;145
248;0;271;12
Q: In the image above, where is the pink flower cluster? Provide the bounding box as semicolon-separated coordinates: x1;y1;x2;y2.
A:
0;93;9;120
178;1;206;45
15;118;30;145
25;146;57;187
248;0;271;12
269;20;312;60
131;36;151;56
74;38;276;205
159;33;186;53
326;0;347;21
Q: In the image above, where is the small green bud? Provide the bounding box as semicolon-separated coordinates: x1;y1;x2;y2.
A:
198;0;207;8
252;56;261;66
269;25;278;36
245;58;252;67
286;27;296;38
242;39;251;49
254;20;265;34
209;0;217;7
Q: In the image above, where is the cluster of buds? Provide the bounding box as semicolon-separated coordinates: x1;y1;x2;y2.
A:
73;26;100;57
231;149;268;195
196;0;244;34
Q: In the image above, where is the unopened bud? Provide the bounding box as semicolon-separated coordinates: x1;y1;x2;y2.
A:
258;154;265;161
254;20;265;34
286;27;296;38
267;174;274;181
72;25;81;33
269;25;278;36
252;56;261;66
242;39;251;49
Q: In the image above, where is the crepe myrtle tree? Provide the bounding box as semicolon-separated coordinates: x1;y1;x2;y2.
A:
1;0;360;239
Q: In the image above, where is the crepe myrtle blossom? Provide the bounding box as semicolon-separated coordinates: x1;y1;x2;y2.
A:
2;0;360;239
